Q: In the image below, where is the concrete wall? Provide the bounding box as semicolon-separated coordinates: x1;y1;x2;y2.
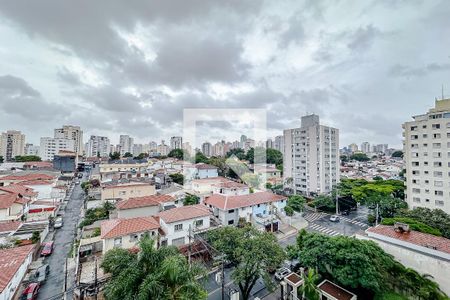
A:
117;205;160;218
101;184;156;201
103;229;158;254
160;216;210;246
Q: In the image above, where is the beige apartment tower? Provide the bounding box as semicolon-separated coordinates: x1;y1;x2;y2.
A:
54;125;83;155
403;98;450;214
283;114;339;196
0;130;25;161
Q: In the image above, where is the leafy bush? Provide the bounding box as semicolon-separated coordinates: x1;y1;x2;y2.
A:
285;205;294;216
396;207;450;239
381;217;441;236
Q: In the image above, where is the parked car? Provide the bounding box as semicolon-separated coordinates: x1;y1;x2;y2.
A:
30;265;50;283
274;267;291;280
329;215;340;222
21;282;40;300
341;210;350;216
54;217;63;229
40;242;54;257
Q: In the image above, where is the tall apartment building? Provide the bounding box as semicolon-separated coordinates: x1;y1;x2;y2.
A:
40;137;75;161
0;130;25;161
274;135;284;155
283;114;339;196
157;140;170;156
87;135;110;157
202;142;212;157
170;136;182;150
348;143;358;153
54;125;83;155
403;98;450;214
360;142;371;154
119;135;134;155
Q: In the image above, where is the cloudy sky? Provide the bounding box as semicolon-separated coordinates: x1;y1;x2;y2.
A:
0;0;449;148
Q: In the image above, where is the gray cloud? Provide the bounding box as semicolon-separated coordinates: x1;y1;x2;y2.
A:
389;63;450;78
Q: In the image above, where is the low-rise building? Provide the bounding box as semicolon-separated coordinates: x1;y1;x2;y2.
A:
0;244;35;300
357;225;450;296
0;191;30;221
317;280;357;300
101;181;156;202
204;191;287;226
157;204;212;246
116;195;175;218
184;163;218;181
191;177;249;196
100;216;160;254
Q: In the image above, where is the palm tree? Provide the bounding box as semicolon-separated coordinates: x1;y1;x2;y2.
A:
300;268;320;300
101;236;207;300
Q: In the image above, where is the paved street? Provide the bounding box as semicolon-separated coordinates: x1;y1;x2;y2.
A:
37;174;85;300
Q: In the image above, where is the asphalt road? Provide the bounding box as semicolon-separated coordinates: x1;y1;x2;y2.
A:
37;175;85;300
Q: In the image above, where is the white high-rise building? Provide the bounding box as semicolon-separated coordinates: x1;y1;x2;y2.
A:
360;142;371;154
40;137;75;161
87;135;110;157
25;144;40;156
266;138;274;149
54;125;83;155
348;143;358;153
274;135;284;155
170;136;182;150
119;135;134;156
403;98;450;213
283;114;339;196
157;140;170;156
0;130;25;161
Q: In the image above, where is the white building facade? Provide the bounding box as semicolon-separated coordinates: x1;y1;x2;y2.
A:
87;135;110;157
54;125;83;155
0;130;25;161
283;114;339;196
39;137;75;161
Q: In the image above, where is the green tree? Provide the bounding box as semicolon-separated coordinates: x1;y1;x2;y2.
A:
31;231;40;244
208;226;285;300
169;173;184;185
168;148;186;160
226;148;246;160
101;237;207;300
396;207;450;239
208;156;227;176
0;156;3;163
109;152;121;160
183;194;200;206
285;206;294;216
241;172;260;189
123;152;133;158
134;153;148;160
287;195;305;212
381;217;441;236
14;155;42;162
313;195;335;210
391;150;403;158
195;152;209;163
350;153;370;161
300;269;320;300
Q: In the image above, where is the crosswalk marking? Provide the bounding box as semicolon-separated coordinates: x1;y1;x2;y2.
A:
340;217;368;228
308;223;342;237
304;212;327;223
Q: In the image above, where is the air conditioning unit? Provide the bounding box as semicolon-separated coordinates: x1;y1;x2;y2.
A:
394;222;410;232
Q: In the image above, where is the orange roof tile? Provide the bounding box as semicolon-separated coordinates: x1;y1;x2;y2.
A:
101;217;160;239
204;191;286;210
0;245;35;293
0;192;29;209
367;225;450;255
0;185;37;198
116;195;174;210
0;173;54;181
157;204;211;223
0;220;21;233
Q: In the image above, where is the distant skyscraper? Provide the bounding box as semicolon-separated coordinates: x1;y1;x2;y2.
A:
170;136;183;150
360;142;371;154
157;140;170;156
40;137;75;161
283;114;339;196
202;142;212;157
54;125;83;155
25;143;40;156
403;98;450;214
87;135;111;157
119;135;134;155
266;138;274;149
0;130;25;161
274;135;284;155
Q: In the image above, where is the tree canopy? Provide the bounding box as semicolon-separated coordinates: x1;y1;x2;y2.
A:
168;148;186;160
208;226;285;300
350;153;370;161
226;148;246;160
14;155;41;162
287;195;305;212
169;173;184;185
396;207;450;239
391;150;403;158
101;237;207;300
195;152;209;163
183;194;200;206
123;152;133;158
109;152;120;160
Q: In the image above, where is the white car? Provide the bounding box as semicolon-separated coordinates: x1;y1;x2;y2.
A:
329;215;340;222
274;267;291;280
54;217;63;229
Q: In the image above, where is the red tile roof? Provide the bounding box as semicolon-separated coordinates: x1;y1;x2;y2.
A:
0;220;21;233
101;217;160;239
0;192;29;209
102;182;153;190
0;185;37;198
192;176;247;188
17;180;54;186
0;173;54;181
23;161;53;168
157;204;211;223
116;195;174;210
0;244;35;293
204;192;286;210
367;225;450;255
194;163;217;170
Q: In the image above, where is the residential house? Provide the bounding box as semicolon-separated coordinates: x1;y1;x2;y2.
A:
100;216;160;254
357;225;450;296
0;173;55;187
157;204;212;246
184;163;218;181
204;192;287;226
158;184;185;206
0;244;35;300
191;177;249;196
0;191;30;221
101;181;156;202
116;195;175;218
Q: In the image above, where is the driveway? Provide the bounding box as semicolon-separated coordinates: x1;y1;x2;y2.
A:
37;174;85;300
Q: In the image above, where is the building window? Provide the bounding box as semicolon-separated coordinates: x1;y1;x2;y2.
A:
413;197;420;203
432;124;440;129
228;220;234;225
435;191;443;196
412;188;420;193
114;238;122;247
195;219;203;227
130;234;139;242
174;224;183;232
228;209;235;213
172;237;185;246
434;181;443;187
435;200;444;206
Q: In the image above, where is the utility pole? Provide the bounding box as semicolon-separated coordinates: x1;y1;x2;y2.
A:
94;256;98;300
335;186;339;215
375;203;379;226
188;224;192;268
221;255;225;300
64;258;68;298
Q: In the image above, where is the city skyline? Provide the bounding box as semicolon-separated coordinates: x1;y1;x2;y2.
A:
1;2;450;148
